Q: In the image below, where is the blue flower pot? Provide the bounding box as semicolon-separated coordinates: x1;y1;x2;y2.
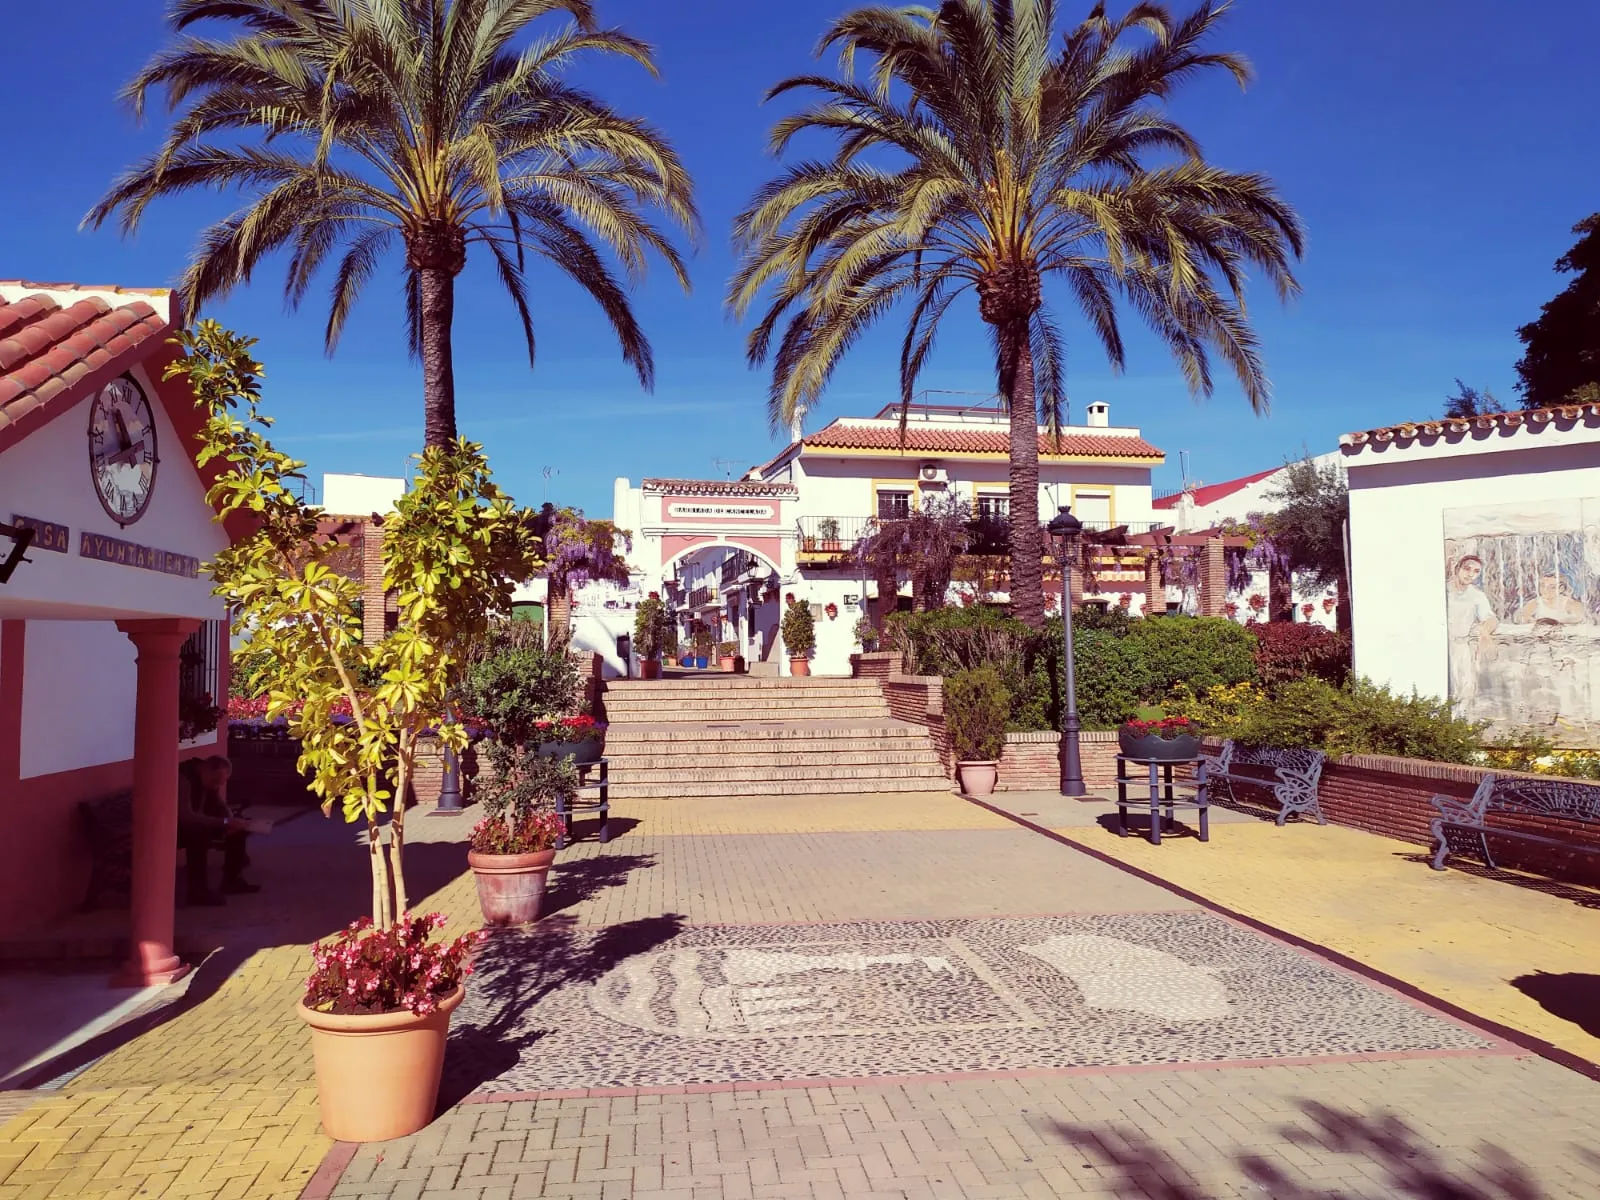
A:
693;656;708;669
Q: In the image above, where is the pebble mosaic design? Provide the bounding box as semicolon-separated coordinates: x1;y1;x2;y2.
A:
448;913;1494;1093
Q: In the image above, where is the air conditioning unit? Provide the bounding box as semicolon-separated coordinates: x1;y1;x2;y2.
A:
919;464;949;485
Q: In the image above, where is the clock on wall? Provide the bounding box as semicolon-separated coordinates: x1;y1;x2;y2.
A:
87;374;159;527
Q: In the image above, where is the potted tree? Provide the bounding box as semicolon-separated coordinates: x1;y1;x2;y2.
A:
180;322;538;1143
633;594;667;679
781;599;816;676
691;627;712;669
1117;715;1203;761
819;517;842;552
945;666;1010;797
467;746;574;925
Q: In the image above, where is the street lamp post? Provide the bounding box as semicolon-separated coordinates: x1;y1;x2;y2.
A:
434;740;464;813
1046;506;1088;798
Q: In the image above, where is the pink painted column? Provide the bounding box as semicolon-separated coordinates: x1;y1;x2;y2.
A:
115;618;201;987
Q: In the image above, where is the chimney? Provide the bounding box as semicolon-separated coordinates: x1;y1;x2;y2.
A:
1085;401;1110;428
789;404;808;445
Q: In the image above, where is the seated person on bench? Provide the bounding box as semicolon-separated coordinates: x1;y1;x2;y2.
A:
179;756;269;905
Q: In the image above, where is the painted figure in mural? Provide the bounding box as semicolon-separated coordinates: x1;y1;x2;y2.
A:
1515;574;1589;625
1446;555;1498;712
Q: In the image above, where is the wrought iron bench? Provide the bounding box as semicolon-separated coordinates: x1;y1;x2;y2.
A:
1200;740;1327;826
1430;774;1600;872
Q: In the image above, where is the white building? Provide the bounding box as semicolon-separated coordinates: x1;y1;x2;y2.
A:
1342;403;1600;743
1153;453;1344;626
614;398;1168;675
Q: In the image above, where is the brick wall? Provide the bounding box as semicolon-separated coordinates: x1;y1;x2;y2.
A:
883;675;953;778
850;651;897;681
996;731;1122;791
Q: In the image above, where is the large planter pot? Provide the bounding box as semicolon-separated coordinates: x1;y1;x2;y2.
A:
679;654;693;667
468;847;556;925
1117;728;1203;760
297;985;464;1142
640;659;661;680
789;657;812;677
957;760;999;797
536;739;603;765
718;655;737;672
693;655;708;669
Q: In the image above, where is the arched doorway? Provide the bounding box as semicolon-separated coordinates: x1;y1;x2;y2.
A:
660;541;785;671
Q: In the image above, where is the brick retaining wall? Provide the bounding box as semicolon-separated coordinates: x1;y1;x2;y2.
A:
995;731;1122;790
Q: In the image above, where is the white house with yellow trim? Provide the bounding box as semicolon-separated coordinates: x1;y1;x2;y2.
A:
614;398;1167;676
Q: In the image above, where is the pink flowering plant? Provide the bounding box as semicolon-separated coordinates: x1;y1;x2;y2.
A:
532;714;604;745
469;743;577;855
305;914;484;1017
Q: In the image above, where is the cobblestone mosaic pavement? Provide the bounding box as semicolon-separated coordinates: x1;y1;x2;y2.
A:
447;913;1494;1094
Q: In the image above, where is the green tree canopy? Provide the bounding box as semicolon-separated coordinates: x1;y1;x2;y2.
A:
89;0;697;448
1515;213;1600;409
729;0;1302;629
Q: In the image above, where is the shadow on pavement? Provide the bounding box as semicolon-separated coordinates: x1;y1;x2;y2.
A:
4;824;472;1091
1396;853;1600;909
1054;1099;1554;1198
543;852;656;918
1511;971;1600;1039
437;912;684;1108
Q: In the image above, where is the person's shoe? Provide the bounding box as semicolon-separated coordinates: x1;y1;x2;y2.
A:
222;878;261;895
187;891;226;907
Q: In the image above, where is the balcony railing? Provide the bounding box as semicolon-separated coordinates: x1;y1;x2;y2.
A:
688;585;718;609
796;514;1169;559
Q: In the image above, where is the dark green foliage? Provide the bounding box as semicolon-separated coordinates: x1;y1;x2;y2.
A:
1067;629;1152;729
886;607;1054;730
1442;379;1505;419
1515;214;1600;408
1260;457;1349;595
456;626;582;744
1237;678;1484;764
945;667;1011;762
1123;616;1257;700
781;601;816;657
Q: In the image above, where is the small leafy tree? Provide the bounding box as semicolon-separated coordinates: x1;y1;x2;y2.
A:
633;595;668;660
945;666;1010;762
857;494;973;614
1261;457;1350;632
180;321;541;928
781;599;816;658
1442;379;1505;419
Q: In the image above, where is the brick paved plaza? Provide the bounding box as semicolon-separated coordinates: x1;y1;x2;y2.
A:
3;790;1600;1199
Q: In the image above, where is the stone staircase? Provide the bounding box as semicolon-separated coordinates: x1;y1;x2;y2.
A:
601;677;951;799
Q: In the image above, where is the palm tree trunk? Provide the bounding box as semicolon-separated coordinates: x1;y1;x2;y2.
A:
1001;319;1045;629
418;264;458;449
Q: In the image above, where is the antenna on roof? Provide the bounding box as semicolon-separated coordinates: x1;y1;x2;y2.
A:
711;457;739;480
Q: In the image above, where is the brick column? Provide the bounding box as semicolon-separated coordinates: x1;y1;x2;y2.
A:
1144;553;1165;615
1199;536;1227;617
361;517;387;646
115;618;201;986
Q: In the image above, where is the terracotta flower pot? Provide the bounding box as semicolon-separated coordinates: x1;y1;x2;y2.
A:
640;659;661;680
957;760;998;797
468;848;556;926
718;655;737;672
789;657;811;677
298;985;463;1143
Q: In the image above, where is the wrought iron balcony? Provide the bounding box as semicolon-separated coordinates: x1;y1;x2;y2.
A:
797;515;876;557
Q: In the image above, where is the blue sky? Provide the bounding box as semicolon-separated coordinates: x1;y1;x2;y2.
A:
4;1;1597;516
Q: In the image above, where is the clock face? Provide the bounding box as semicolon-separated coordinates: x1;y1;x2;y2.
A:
88;375;159;526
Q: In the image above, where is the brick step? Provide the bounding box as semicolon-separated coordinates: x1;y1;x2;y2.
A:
610;759;948;781
604;689;886;705
604;724;931;744
611;776;953;799
606;750;945;772
608;678;882;693
604;708;893;724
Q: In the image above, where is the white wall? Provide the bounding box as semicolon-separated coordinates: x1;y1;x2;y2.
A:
322;473;404;515
0;362;230;622
1348;436;1600;708
19;621;137;778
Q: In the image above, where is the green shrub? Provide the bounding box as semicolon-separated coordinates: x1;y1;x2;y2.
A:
633;596;668;659
456;626;582;743
1124;616;1258;699
886;606;1054;731
1231;676;1485;763
781;600;816;657
945;666;1011;761
1066;627;1151;730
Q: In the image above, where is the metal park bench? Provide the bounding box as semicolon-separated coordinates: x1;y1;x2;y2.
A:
1200;740;1327;827
1429;774;1600;872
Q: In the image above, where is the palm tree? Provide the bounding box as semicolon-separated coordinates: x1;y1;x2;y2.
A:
730;0;1303;628
88;0;697;448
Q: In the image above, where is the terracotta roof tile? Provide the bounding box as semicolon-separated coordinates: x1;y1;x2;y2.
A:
642;477;798;497
1340;403;1600;452
801;421;1164;459
0;284;173;448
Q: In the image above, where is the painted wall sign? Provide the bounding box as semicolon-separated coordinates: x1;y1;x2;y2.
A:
79;531;200;579
9;514;69;554
666;502;776;521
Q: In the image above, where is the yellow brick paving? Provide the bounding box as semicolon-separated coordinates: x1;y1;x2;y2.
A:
0;868;479;1200
0;793;988;1200
1062;818;1600;1066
